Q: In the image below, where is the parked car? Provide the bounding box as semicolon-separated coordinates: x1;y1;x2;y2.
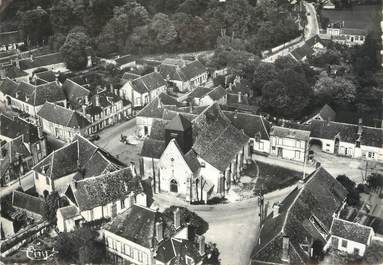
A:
87;134;100;141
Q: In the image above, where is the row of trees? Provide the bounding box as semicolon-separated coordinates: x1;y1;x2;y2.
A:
11;0;302;65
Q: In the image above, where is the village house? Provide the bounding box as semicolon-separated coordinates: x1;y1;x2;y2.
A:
289;35;327;62
103;54;136;70
269;125;311;163
12;191;46;220
223;111;271;155
326;22;367;46
16;52;68;76
159;59;208;92
58;167;143;230
309;119;383;161
0;78;67;118
0;114;47;164
1;64;29;83
305;104;336;124
0;136;33;186
62;78;91;110
250;167;347;265
103;205;206;265
120;71;167;109
324;218;374;257
37;101;91;142
83;89;132;134
183;85;227;106
32;134;124;196
0;31;24;51
136;93;185;136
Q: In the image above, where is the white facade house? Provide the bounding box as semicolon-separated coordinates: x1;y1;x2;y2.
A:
120;71;167;108
325;218;374;257
269;126;310;163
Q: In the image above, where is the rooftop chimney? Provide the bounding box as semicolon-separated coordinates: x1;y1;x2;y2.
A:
357;118;363;135
198;235;205;256
82;105;87;115
155;222;163;242
234;110;238;119
281;236;290;262
273;203;280;218
55;73;60;86
189;101;193;113
174;208;181;229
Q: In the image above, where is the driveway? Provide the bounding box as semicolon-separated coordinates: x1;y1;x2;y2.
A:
153;186;294;265
94;118;143;165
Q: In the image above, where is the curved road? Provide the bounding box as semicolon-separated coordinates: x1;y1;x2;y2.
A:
304;2;320;39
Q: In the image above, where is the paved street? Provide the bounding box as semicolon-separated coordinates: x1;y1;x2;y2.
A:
153;186;294;265
94;118;143;165
304;2;320;39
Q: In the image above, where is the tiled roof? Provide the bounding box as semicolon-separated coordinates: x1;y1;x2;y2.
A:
251;167;347;265
140;138;166;159
137;93;182;119
35;70;56;82
184;150;200;174
156;238;203;264
33;135;123;181
309;120;358;144
71;168;142;211
37;102;90;128
57;205;80;219
115;55;135;66
0;31;22;46
0;78;19;95
319;104;336;121
165;114;192;131
1;80;66;106
342;28;367;36
131;72;166;94
103;205;173;248
208;85;227;100
4;65;28;78
149;120;168;141
19;52;63;70
270;126;311;141
223;111;271;140
181;61;207;80
330;218;372;245
62;79;90;106
192;104;249;171
291;43;314;61
187;87;213;99
360;126;383;148
0;114;39;143
12;191;46;216
159;64;187;82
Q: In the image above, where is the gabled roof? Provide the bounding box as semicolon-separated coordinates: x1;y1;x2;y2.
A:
19;52;63;70
270;126;311;141
159;64;187;82
70;168;142;211
103;205;173;248
318;104;336;121
181;61;207;80
223;111;271;140
0;80;66;106
0;78;19;95
291;43;314;61
250;167;347;265
130;72;166;94
35;70;56;82
137;93;182;119
165;114;192;131
37;102;90;128
207;85;227;100
140;138;166;159
0;136;31;179
62;79;90;105
12;191;46;216
57;205;80;219
156;238;203;265
187;86;213;99
309;120;358;144
0;114;39;143
192;104;249;171
330;218;372;245
33;135;123;181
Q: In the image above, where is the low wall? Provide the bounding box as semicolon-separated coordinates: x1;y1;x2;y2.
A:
261;35;304;58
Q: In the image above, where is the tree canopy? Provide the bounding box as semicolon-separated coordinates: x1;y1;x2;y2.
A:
60;32;90;71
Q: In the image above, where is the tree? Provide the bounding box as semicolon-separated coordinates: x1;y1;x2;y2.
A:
49;33;66;51
50;0;75;33
336;175;360;206
43;191;60;224
150;13;177;47
260;80;289;115
60;32;90;71
313;77;356;106
252;62;277;95
19;7;51;46
55;227;105;264
366;173;383;194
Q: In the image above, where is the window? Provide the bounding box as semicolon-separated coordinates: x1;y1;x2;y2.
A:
121;199;125;209
341;239;348;248
295;140;300;148
35;174;39;180
354;248;360;256
295;151;300;159
326;144;330;147
107;237;113;247
331;237;339;248
45;176;50;185
356;141;360;148
278;138;283;145
124;244;131;256
138;251;143;262
36;142;40;151
200;162;205;168
368;152;375;159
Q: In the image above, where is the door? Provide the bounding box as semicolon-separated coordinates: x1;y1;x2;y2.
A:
277;147;283;157
334;138;340;154
170;179;178;193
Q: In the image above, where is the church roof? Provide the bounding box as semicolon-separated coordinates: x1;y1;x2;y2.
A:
165;114;192;131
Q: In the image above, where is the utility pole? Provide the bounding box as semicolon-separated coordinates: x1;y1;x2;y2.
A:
258;188;264;227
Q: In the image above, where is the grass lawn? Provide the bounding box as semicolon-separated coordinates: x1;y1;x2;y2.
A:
242;161;302;194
